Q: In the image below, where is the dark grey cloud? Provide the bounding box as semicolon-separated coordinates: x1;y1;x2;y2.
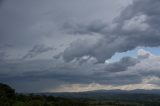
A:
0;0;133;92
0;51;6;61
63;21;108;35
0;54;155;92
1;50;160;92
23;44;54;59
1;0;160;92
0;0;129;62
60;0;160;63
0;0;127;50
0;44;13;49
104;57;139;72
61;39;95;62
0;0;3;5
0;0;4;5
90;57;140;85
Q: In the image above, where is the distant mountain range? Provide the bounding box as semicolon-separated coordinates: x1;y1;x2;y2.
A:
86;89;160;94
36;89;160;99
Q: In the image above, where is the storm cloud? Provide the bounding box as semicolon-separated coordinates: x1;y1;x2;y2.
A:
1;49;160;92
104;57;139;72
60;0;160;63
23;44;54;59
1;0;160;92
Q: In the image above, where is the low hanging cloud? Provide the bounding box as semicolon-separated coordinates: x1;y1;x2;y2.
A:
60;0;160;63
1;49;160;92
23;44;54;59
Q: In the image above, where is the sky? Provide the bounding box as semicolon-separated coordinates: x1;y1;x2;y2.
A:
1;0;160;93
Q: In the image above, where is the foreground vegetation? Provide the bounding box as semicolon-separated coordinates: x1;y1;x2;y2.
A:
1;83;160;106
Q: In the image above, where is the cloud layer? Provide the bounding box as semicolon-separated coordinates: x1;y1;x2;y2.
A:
60;0;160;63
1;0;160;92
22;44;54;59
1;49;160;92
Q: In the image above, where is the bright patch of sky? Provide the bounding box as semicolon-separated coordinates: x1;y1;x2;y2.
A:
108;47;160;63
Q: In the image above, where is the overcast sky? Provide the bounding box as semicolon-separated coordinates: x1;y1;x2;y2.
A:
1;0;160;93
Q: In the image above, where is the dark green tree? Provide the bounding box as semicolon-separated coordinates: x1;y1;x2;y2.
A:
0;83;15;106
0;83;15;98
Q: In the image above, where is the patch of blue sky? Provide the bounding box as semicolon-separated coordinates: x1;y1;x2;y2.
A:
107;46;160;63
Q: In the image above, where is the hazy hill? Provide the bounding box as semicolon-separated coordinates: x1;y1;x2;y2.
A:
36;89;160;100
